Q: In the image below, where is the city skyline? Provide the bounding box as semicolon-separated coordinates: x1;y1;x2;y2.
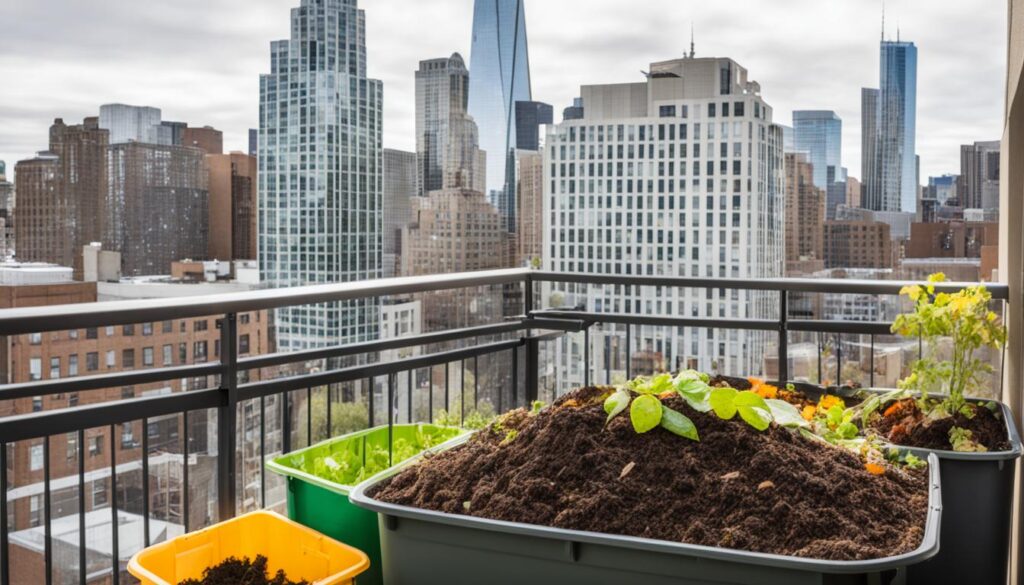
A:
0;0;1005;181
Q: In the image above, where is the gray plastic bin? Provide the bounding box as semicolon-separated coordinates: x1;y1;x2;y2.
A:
350;453;942;585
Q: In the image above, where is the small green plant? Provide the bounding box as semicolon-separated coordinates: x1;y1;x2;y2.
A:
949;427;988;452
604;372;700;441
892;273;1006;415
307;425;463;486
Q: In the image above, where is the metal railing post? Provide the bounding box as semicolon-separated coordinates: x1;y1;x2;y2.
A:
778;291;788;384
525;336;539;404
217;313;238;521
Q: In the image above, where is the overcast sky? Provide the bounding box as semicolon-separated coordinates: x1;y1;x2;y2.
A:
0;0;1006;181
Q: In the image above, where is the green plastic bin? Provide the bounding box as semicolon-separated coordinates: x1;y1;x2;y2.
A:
266;424;470;585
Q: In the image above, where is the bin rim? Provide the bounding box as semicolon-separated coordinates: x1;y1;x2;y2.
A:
349;450;942;575
266;423;471;496
126;510;370;585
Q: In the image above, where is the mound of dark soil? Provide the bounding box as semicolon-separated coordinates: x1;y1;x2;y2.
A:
372;386;930;561
870;398;1010;452
179;555;307;585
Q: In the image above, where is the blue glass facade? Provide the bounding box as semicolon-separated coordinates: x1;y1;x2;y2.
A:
793;110;844;219
877;40;918;213
468;0;532;229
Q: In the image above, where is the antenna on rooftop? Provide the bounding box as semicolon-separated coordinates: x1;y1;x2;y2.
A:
689;23;695;59
881;0;886;41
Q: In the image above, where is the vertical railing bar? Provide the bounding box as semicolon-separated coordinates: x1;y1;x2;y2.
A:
513;345;520;409
326;384;332;440
626;324;632;380
43;436;52;585
0;441;9;585
584;327;590;387
605;330;611;385
142;417;150;547
817;333;822;385
444;362;450;414
387;373;395;467
1000;299;1008;398
216;313;238;522
473;356;479;410
183;411;189;533
407;372;412;424
306;387;312;446
259;395;266;509
460;360;466;425
77;429;85;585
428;365;434;423
836;334;843;388
366;377;374;428
778;291;789;384
869;334;876;388
110;425;119;585
282;391;291;456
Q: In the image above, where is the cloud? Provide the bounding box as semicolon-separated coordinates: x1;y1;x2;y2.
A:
0;0;1007;183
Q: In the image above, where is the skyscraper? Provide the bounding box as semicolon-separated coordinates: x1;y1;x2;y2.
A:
259;0;383;350
99;104;163;145
960;140;1000;210
784;152;825;274
543;56;785;386
514;101;553;151
863;38;917;213
792;110;846;220
861;88;880;209
13;152;60;265
468;0;532;227
207;152;257;261
0;162;11;257
383;149;416;278
415;54;484;196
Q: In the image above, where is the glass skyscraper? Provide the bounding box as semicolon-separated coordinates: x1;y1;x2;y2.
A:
259;0;383;351
869;39;917;213
468;0;532;230
793;110;845;219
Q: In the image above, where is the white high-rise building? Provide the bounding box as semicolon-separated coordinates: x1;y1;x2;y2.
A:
542;56;785;389
99;104;164;145
258;0;384;350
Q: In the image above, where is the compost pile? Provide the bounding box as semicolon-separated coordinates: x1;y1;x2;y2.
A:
870;398;1010;452
179;555;307;585
372;386;930;561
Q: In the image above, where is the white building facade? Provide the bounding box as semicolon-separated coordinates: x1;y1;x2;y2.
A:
542;57;785;390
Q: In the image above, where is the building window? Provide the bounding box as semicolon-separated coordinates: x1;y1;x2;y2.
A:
123;324;135;336
69;393;79;407
49;357;60;379
30;495;42;527
105;326;114;337
106;350;116;368
240;314;251;325
163;344;173;366
30;443;43;471
179;343;187;363
92;479;107;506
121;422;134;448
88;435;101;456
142;322;153;336
121;387;134;399
29;358;41;381
122;349;135;369
708;103;717;117
142;347;153;367
28;333;42;345
162;320;173;334
68;354;78;377
658;105;676;118
194;320;208;332
85;328;98;340
86;352;98;372
193;341;208;362
239;334;250;355
68;329;78;340
66;432;77;460
32;397;42;412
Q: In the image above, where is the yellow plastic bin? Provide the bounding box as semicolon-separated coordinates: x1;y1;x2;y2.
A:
127;510;370;585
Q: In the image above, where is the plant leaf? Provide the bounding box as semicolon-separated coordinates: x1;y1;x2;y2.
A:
860;396;881;426
710;387;738;420
738;405;772;431
603;388;631;425
675;378;712;412
766;399;808;428
630;394;663;433
660;406;699;441
734;390;769;410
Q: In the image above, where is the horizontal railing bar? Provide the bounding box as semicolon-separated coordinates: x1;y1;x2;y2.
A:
0;389;222;443
238;338;524;402
239;320;528;370
0;268;532;335
787;320;894;335
0;362;222;400
522;317;589;332
530;271;1009;299
533;310;780;332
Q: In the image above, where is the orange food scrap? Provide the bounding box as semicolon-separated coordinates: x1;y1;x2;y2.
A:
561;399;581;409
658;390;676;399
865;463;886;476
747;376;765;387
754;384;778;399
817;395;845;411
801;405;817;421
883;402;902;418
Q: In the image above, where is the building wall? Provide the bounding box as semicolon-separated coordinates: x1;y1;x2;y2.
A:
207;153;257;261
105;143;209;276
784;152;824;268
905;221;998;259
515;151;544;267
181;126;223;155
823;221;893;269
415;55;481;196
13;154;60;266
382;149;416;278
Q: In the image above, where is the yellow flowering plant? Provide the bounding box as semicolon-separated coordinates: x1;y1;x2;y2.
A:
891;273;1006;415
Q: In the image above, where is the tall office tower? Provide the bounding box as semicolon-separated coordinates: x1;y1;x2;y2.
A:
416;54;485;195
468;0;532;228
48;117;110;278
0;162;11;257
383;149;416;278
846;176;862;208
182;126;224;155
259;0;383;350
792;110;845;219
207;152;257;261
248;129;258;157
514;101;553;151
99;104;164;145
861;88;880;209
784;153;825;274
105;142;209;276
514;150;543;267
401;187;507;330
13;153;60;265
863;38;918;212
960;140;1000;210
543;56;785;386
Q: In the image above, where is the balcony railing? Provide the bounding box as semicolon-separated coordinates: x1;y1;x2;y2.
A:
0;268;1008;585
